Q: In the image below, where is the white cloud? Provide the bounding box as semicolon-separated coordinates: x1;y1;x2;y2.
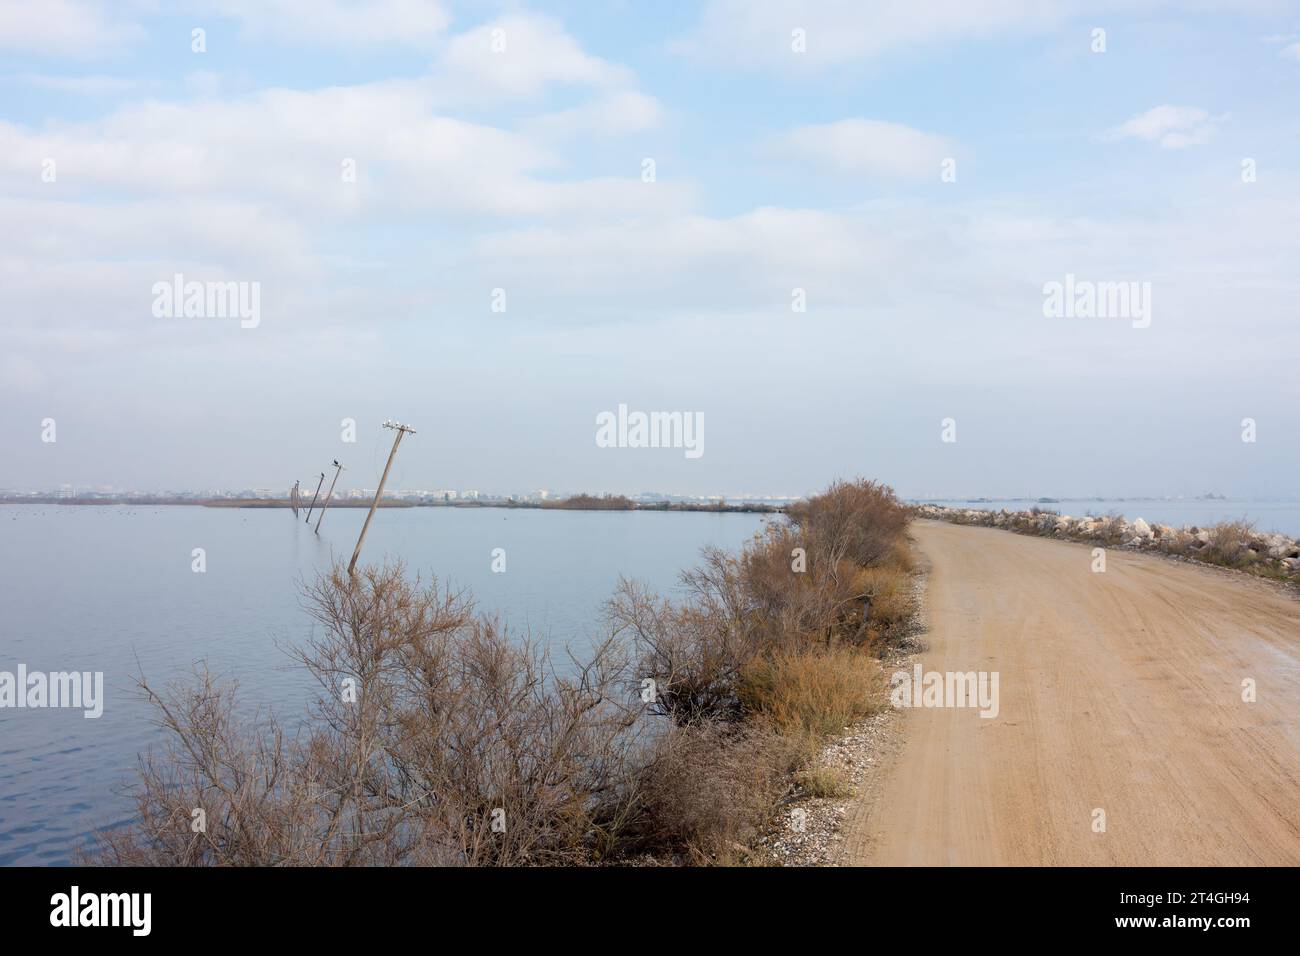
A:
1281;42;1300;60
432;14;631;103
207;0;449;48
0;8;688;363
675;0;1279;70
674;0;1072;68
0;0;144;57
523;91;665;139
765;119;953;179
1103;105;1225;148
0;77;685;219
10;72;136;94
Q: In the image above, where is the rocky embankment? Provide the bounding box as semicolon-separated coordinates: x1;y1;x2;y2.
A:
913;504;1300;584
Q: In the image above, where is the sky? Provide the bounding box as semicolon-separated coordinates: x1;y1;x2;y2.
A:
2;0;1298;500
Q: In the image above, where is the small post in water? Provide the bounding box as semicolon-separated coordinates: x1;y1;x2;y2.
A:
303;472;325;524
314;460;344;535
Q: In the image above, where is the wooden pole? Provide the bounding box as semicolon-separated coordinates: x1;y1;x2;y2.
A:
303;472;325;524
291;480;300;518
348;422;415;575
314;460;344;535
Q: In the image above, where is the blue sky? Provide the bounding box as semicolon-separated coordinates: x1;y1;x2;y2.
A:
2;0;1298;498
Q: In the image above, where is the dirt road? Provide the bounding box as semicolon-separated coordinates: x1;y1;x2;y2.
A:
844;520;1300;865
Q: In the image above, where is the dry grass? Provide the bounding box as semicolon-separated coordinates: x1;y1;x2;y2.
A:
1093;513;1129;544
852;564;913;639
737;645;887;738
795;765;853;799
1197;519;1256;567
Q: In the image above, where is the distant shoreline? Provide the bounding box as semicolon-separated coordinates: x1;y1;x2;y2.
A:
0;496;785;514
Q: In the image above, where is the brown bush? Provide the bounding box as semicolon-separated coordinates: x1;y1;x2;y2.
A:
852;564;913;641
94;563;645;867
606;575;756;726
739;523;883;648
737;645;886;738
1092;513;1128;544
786;479;909;568
620;722;807;863
609;479;914;729
1199;519;1256;567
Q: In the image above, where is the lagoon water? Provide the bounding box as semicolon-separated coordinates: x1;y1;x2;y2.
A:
0;505;771;866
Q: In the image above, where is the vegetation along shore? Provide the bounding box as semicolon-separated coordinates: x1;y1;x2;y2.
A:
91;479;912;866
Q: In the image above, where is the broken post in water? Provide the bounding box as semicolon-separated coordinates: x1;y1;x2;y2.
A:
348;421;415;574
303;472;325;524
314;459;344;535
290;479;300;518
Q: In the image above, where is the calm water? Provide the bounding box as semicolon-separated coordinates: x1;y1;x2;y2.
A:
0;505;771;866
915;499;1300;538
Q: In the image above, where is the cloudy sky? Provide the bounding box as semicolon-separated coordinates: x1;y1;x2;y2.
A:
2;0;1298;499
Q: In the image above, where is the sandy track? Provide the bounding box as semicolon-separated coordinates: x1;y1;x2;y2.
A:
843;520;1300;866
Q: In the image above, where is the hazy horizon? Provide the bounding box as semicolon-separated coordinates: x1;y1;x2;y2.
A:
4;1;1298;500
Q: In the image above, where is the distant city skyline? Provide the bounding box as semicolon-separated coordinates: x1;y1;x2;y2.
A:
4;483;1289;506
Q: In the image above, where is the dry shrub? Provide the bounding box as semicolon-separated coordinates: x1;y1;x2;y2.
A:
736;527;863;648
623;722;807;863
606;576;756;726
608;479;914;730
786;479;909;568
1093;513;1128;544
1200;519;1256;567
94;562;644;867
737;645;886;738
852;565;912;639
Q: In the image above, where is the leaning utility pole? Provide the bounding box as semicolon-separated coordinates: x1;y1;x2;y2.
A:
348;421;415;575
303;471;325;524
314;459;344;535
